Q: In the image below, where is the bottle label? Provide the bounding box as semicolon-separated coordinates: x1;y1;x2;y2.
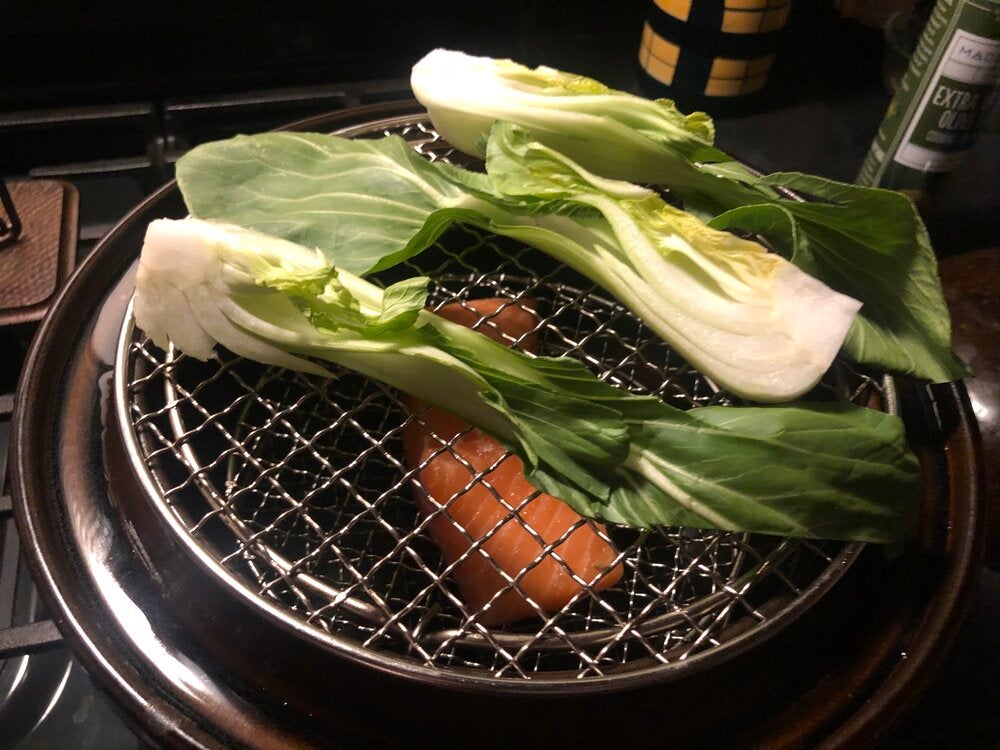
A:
894;28;1000;172
856;0;1000;193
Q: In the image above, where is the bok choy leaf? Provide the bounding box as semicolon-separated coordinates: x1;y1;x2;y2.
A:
409;48;968;384
134;217;920;542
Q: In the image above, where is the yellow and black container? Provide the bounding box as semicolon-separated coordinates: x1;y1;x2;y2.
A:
638;0;792;106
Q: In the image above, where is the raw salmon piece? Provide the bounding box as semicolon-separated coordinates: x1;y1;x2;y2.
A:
403;298;622;625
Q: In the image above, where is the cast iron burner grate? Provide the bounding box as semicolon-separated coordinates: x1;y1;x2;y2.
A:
114;118;862;684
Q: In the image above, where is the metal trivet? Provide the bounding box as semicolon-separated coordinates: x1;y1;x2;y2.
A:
115;118;864;684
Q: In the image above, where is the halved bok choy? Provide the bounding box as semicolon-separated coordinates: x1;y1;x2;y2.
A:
410;48;968;385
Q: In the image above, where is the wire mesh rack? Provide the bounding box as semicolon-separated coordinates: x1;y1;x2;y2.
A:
114;117;864;685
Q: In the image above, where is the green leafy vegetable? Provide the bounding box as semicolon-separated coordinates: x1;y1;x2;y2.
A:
546;399;919;543
410;48;726;182
409;48;968;383
177;128;861;403
716;174;967;382
173;131;484;276
134;217;920;542
481;122;862;403
136;217;630;497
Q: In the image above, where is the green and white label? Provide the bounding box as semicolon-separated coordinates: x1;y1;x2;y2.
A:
894;28;1000;172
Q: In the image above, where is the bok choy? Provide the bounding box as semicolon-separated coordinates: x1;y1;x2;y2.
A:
410;48;968;384
134;217;920;542
176;128;861;402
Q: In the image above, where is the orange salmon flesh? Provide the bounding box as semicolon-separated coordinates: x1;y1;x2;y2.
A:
402;298;623;625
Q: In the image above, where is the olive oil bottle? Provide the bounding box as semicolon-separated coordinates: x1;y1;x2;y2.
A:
857;0;1000;205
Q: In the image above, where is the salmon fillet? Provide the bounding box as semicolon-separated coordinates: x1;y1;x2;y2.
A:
403;298;623;625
